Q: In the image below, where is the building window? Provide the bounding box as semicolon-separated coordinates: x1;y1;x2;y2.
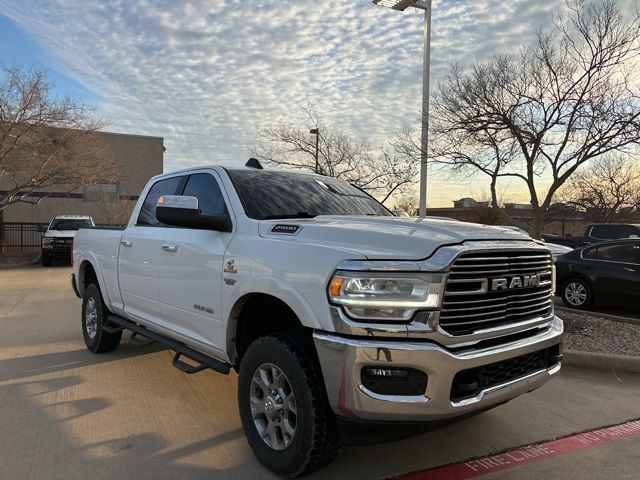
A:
84;183;119;202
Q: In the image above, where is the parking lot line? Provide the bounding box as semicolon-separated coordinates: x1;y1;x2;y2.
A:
394;419;640;480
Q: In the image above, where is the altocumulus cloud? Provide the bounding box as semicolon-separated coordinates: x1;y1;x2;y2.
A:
1;0;563;173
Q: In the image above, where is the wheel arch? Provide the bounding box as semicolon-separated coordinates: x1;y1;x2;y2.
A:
560;272;595;291
76;258;113;309
227;292;313;367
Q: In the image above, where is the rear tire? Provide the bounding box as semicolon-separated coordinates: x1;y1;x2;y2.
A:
42;254;51;267
82;283;122;353
238;332;338;478
561;278;593;309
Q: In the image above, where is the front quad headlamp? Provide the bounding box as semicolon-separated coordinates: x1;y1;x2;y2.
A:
328;271;444;322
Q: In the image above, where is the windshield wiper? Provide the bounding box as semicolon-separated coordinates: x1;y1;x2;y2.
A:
262;212;317;220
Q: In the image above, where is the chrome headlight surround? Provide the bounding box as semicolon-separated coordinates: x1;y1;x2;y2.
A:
328;270;445;322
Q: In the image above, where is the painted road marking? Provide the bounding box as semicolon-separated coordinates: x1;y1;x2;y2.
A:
394;419;640;480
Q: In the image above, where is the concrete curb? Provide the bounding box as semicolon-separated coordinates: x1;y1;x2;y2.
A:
555;305;640;327
564;350;640;374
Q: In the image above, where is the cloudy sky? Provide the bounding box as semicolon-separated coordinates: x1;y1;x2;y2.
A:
0;0;569;206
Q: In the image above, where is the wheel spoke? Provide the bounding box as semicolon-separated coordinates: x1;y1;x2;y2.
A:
285;393;297;415
250;362;297;451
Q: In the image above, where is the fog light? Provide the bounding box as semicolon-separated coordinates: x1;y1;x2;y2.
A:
366;368;409;378
361;367;427;396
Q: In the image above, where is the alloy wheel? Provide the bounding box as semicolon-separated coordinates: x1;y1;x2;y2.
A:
85;297;99;340
565;282;587;306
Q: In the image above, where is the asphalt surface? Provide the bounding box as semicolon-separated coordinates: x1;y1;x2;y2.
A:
1;265;639;480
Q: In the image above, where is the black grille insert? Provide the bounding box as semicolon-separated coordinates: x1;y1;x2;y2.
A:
450;345;562;402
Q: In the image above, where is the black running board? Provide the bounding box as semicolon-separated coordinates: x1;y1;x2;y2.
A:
107;314;231;375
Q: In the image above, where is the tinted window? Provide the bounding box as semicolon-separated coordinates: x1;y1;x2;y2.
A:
137;176;183;226
226;170;392;220
49;219;93;231
590;225;639;240
595;243;637;263
182;173;227;216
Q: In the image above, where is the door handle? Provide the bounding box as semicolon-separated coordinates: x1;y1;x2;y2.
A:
121;240;133;247
162;245;178;253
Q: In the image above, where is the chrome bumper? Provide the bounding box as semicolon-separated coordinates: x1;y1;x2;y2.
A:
313;316;563;422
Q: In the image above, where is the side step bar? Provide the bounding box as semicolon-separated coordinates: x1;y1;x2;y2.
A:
107;314;231;375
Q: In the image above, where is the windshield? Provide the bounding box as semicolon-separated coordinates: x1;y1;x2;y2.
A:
49;219;93;231
226;169;392;220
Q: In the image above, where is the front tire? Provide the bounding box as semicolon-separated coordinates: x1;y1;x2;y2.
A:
82;283;122;353
238;333;338;478
42;254;51;267
561;278;593;309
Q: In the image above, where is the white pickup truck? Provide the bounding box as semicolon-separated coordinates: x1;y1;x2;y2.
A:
72;163;563;477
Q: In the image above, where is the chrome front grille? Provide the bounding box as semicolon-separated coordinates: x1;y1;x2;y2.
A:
439;250;553;336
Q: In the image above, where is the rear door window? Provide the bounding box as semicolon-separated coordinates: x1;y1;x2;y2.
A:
137;176;184;226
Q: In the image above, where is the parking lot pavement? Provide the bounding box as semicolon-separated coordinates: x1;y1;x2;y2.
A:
1;266;639;480
553;296;640;321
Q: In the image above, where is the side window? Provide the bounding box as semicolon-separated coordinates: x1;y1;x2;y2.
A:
182;173;228;216
137;176;183;226
592;225;637;240
590;226;609;239
595;243;636;263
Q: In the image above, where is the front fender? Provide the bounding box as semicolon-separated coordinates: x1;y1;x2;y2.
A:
225;275;322;329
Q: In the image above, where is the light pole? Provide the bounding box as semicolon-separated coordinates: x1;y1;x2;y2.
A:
371;0;432;217
310;128;320;174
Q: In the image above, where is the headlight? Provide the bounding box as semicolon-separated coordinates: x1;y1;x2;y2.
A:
328;271;444;322
42;237;54;245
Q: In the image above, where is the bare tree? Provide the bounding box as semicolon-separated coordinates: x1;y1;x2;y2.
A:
559;155;640;222
252;107;418;204
93;190;135;226
395;0;640;238
0;66;115;211
393;194;419;216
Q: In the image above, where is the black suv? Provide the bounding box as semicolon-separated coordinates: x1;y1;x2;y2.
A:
582;223;640;246
555;239;640;309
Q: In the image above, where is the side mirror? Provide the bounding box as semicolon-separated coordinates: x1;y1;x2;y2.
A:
36;225;47;233
156;195;232;232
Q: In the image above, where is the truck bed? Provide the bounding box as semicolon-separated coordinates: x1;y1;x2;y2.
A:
74;228;125;310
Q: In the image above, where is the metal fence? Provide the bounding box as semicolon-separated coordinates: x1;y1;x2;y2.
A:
0;222;47;254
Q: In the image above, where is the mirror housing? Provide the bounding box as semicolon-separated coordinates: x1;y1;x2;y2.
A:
156;195;232;232
36;225;47;233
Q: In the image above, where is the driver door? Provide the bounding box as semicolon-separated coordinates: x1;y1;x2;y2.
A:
157;172;233;355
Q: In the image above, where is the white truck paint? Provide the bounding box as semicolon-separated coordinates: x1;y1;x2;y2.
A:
72;165;563;477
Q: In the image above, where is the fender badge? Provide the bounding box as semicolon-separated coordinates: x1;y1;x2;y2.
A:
224;258;237;274
194;304;214;315
271;224;300;234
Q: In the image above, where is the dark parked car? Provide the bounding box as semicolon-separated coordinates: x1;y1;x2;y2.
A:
582;223;640;246
555;239;640;309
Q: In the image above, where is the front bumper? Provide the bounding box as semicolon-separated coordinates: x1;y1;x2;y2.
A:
42;242;72;257
313;316;563;422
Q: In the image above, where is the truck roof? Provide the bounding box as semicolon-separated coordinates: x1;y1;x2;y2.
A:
53;215;93;220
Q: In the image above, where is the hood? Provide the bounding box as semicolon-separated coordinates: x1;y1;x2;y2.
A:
546;243;573;255
259;216;536;260
45;230;80;239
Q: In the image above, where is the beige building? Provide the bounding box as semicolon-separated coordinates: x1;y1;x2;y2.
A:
0;131;164;225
